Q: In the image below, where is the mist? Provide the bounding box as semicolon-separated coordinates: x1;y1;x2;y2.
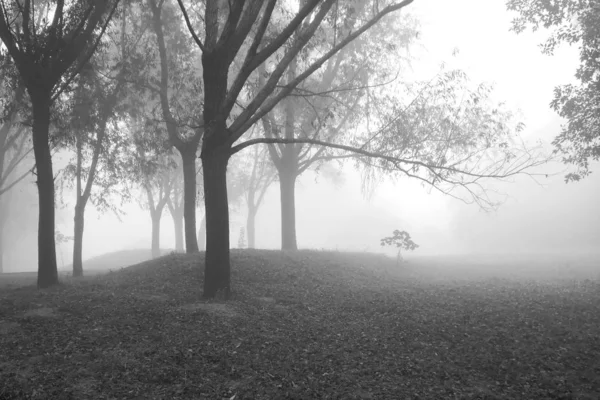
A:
1;0;598;274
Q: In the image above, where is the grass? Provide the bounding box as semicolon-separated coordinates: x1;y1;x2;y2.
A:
0;250;599;399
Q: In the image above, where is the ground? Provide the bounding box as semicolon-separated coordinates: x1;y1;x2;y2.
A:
0;250;599;399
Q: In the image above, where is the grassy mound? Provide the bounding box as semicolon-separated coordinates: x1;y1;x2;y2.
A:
64;248;176;272
0;250;599;399
0;249;173;289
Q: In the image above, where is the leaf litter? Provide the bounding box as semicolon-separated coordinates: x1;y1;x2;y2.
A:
0;249;598;399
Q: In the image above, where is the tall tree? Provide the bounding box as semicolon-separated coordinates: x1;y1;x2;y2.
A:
0;0;120;287
508;0;600;181
62;7;135;277
177;0;545;298
175;0;417;298
261;10;417;250
147;0;203;253
128;114;174;258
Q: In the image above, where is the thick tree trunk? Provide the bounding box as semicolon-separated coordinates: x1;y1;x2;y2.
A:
72;203;85;277
247;206;257;249
181;149;199;253
173;209;184;252
279;169;298;251
198;213;206;251
151;213;161;258
202;151;230;299
31;96;58;288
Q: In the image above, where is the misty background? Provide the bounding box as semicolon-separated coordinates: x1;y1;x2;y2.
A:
1;0;598;273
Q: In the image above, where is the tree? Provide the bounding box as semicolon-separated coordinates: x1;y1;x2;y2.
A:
177;0;545;299
232;135;276;249
142;160;174;258
128;115;174;258
0;68;32;274
508;0;600;181
166;157;185;252
61;8;134;277
380;229;418;265
0;82;31;198
0;0;120;288
147;0;203;253
243;144;276;249
174;0;418;298
261;10;418;250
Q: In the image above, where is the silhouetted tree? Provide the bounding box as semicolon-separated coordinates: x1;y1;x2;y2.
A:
176;0;417;298
0;0;120;287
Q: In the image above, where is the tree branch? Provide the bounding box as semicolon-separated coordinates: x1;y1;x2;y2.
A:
231;0;414;139
175;0;205;52
230;137;549;180
0;164;33;196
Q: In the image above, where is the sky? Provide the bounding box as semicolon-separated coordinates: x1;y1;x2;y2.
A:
2;0;599;272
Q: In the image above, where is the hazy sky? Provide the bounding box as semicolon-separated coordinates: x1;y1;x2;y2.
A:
283;0;599;256
77;0;600;259
4;1;599;272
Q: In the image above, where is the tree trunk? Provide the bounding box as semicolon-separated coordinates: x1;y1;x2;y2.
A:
279;169;298;251
72;203;85;277
173;208;184;252
247;206;257;249
31;96;58;288
0;220;4;274
151;212;161;258
202;151;230;299
0;193;8;274
198;213;206;251
181;149;199;253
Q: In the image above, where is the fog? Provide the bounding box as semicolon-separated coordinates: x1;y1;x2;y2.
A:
1;1;598;273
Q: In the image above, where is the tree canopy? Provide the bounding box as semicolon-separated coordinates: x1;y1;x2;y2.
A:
508;0;600;181
0;0;555;297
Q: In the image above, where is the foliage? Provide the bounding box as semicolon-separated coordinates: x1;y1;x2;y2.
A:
355;66;538;208
508;0;600;181
0;0;120;98
380;229;419;252
261;9;419;177
1;251;599;398
0;57;31;197
54;231;74;245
